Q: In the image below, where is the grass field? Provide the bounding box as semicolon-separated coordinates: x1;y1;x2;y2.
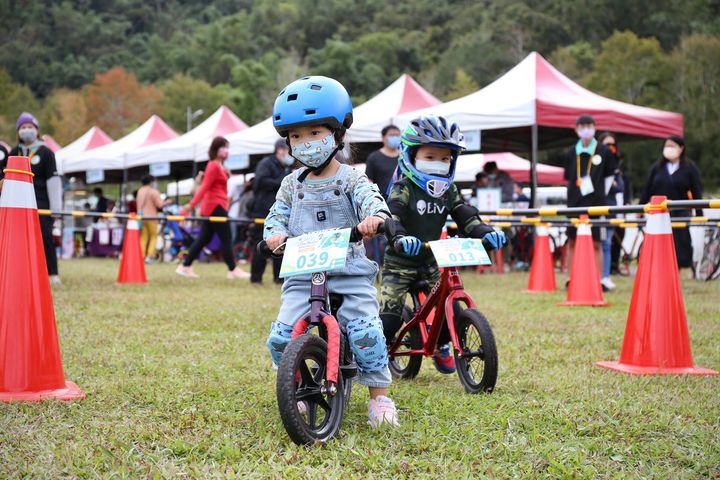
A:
1;259;719;479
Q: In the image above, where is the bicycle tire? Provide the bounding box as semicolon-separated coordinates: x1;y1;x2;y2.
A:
388;306;423;380
453;308;498;394
276;335;346;445
696;228;720;281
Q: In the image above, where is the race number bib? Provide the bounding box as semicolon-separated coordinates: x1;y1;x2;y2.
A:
279;228;351;278
428;238;492;267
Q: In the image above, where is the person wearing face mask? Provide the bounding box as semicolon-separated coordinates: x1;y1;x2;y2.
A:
249;138;291;284
136;174;167;263
483;161;514;204
563;114;617;289
379;115;505;375
365;125;402;265
264;76;399;427
640;135;702;278
1;112;63;284
366;125;402;199
176;136;250;279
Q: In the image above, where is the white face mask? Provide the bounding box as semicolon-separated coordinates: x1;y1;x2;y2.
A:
19;127;38;144
415;159;450;176
663;146;681;161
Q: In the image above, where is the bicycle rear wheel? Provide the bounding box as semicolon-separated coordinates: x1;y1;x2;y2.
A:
454;308;498;394
388;306;423;380
695;228;720;281
276;335;346;445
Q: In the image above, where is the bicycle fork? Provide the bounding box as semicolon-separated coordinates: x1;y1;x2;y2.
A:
290;271;340;396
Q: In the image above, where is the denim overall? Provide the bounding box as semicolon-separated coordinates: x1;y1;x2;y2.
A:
266;164;391;388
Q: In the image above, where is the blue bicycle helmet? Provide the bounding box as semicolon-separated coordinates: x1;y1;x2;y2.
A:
397;115;465;198
272;76;353;137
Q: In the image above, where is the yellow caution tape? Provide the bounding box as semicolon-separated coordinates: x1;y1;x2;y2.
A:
690;217;709;223
37;209;51;216
101;213;114;219
72;211;86;217
587;206;610;216
671;222;687;228
209;216;228;223
644;200;668;213
620;222;638;228
166;215;185;221
496;209;514;216
709;199;720;208
492;222;513;228
609;218;624;225
538;207;557;216
521;217;541;224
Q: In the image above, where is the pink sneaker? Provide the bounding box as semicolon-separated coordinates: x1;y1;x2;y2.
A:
227;267;250;279
368;396;399;428
175;265;198;278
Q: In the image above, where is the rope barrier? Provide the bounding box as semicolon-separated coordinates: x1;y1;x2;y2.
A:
36;209;265;225
475;199;718;217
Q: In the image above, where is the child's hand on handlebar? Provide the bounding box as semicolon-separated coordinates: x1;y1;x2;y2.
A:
483;230;507;250
395;235;423;256
266;234;288;252
357;215;384;240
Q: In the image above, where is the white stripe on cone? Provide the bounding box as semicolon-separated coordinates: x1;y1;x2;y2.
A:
127;220;140;230
536;225;548;236
646;212;672;235
577;222;592;236
0;180;37;210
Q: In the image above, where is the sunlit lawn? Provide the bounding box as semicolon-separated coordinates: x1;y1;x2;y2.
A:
1;259;718;478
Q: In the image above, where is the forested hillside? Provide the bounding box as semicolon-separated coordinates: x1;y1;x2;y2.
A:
1;0;719;187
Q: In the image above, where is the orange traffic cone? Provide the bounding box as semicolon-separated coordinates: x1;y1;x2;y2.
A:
526;223;556;292
117;215;147;284
559;216;607;306
0;156;84;401
596;196;718;375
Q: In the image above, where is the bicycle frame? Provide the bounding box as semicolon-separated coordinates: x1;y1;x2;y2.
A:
289;271;341;393
389;266;476;359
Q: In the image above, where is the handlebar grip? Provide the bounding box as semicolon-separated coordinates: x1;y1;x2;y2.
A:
348;223;386;243
256;240;275;258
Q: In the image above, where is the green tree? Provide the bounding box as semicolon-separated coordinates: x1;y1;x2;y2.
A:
671;34;720;188
444;69;479;101
585;31;673;108
0;70;39;143
159;74;237;132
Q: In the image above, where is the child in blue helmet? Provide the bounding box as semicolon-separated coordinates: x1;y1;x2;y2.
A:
379;116;506;373
264;76;398;427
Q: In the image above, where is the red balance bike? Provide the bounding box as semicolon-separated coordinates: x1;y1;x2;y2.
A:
387;238;498;394
258;226;380;445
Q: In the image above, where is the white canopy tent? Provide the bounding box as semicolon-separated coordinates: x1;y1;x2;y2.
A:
226;74;440;156
125;106;248;168
346;74;440;143
62;115;177;174
56;127;113;175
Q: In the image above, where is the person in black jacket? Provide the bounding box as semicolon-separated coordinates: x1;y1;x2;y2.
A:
1;112;63;284
250;138;292;283
640;135;702;277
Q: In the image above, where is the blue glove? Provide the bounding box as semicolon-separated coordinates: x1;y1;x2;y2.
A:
483;230;507;250
395;236;422;256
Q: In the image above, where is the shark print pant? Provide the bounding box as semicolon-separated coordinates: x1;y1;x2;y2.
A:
267;245;392;389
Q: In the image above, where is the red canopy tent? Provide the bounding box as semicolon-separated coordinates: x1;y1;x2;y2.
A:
397;52;684;204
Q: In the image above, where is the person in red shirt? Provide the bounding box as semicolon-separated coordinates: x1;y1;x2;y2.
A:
176;136;250;279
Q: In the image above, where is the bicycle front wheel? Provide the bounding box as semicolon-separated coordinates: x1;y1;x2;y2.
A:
454;308;498;394
276;334;346;445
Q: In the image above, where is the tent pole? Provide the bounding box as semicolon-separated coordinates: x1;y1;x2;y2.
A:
121;168;128;213
530;124;539;208
192;161;198;180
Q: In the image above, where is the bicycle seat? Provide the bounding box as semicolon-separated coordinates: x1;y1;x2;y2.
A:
409;279;430;293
